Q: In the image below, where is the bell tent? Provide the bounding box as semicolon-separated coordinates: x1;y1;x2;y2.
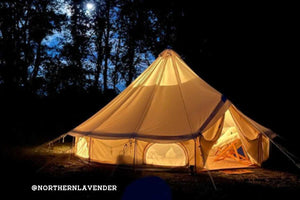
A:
67;49;275;171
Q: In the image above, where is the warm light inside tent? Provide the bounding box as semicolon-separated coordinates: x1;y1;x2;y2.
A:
205;110;252;169
132;51;197;88
68;50;271;170
214;110;240;149
76;137;89;159
212;127;239;149
145;143;187;166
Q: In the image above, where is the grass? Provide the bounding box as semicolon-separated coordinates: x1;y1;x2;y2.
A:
1;142;300;200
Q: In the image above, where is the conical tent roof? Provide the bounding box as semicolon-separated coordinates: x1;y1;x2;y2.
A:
68;49;231;140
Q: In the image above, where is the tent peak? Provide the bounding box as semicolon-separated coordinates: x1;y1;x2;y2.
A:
159;49;181;58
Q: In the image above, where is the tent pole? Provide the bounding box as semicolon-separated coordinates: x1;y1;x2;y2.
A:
88;137;92;163
69;136;75;160
258;134;262;164
194;138;197;174
199;136;217;191
133;138;137;170
72;136;75;154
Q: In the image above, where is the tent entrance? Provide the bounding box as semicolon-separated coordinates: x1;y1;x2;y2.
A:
206;127;252;169
213;137;249;163
205;110;252;169
144;143;187;167
76;137;89;159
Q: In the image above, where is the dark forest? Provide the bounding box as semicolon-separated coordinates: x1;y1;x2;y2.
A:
1;0;299;166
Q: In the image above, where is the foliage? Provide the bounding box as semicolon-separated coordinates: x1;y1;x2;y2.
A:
0;0;181;96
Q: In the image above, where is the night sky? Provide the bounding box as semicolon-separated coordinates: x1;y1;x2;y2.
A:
165;2;299;147
1;1;299;157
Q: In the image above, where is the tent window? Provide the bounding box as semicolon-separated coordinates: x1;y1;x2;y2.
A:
145;143;187;167
76;137;89;159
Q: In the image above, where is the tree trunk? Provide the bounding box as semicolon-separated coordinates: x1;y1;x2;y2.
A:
94;50;102;89
126;45;135;86
103;1;111;92
31;41;42;80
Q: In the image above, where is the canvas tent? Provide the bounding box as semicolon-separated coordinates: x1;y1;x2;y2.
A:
67;49;275;171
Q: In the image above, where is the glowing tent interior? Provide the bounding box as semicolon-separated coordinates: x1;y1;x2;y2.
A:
67;49;275;171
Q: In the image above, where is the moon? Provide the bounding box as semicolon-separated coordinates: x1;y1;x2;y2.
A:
86;3;94;10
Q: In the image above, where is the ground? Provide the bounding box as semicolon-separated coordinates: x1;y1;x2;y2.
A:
1;143;300;200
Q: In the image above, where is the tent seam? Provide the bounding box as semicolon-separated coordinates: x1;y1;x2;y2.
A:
89;58;163;133
172;55;194;134
197;99;230;135
133;56;169;134
68;130;200;141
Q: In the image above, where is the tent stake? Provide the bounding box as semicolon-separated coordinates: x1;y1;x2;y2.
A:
38;133;68;149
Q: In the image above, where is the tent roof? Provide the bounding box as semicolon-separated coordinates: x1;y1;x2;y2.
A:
68;49;231;140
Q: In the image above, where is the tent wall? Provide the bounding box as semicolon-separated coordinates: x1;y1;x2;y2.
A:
90;138;134;165
69;50;228;140
73;105;270;170
229;106;270;165
182;139;201;167
74;136;201;168
199;115;225;169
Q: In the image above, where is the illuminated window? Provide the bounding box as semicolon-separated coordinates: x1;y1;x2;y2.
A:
145;143;187;166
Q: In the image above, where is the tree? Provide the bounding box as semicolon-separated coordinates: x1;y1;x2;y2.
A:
30;0;63;81
59;0;91;90
0;0;65;93
0;0;181;96
92;2;105;90
117;0;175;86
